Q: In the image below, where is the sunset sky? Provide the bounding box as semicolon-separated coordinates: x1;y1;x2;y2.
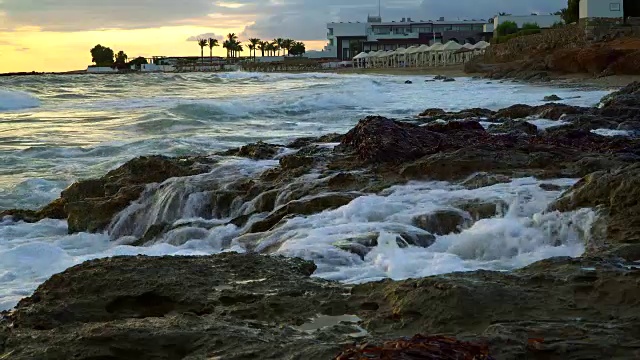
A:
0;0;560;73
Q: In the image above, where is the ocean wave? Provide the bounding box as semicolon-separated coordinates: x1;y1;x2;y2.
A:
0;89;40;111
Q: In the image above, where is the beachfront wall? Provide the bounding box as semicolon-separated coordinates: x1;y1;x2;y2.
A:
87;67;118;73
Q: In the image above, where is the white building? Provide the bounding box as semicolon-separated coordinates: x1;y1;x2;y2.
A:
580;0;624;19
323;15;488;60
493;14;563;31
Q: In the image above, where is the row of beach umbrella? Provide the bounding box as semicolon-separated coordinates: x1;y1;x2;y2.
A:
352;40;490;68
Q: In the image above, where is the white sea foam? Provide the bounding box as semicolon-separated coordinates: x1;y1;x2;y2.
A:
528;118;571;130
0;89;40;111
591;128;632;137
0;73;609;311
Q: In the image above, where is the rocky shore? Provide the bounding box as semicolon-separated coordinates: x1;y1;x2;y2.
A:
2;83;640;359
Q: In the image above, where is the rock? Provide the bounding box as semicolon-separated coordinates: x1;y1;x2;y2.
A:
2;253;354;359
452;199;507;220
488;119;538;135
543;94;563;101
0;198;67;223
539;183;565;191
5;254;640;359
418;108;495;121
279;154;314;170
404;80;413;84
64;156;213;234
249;193;361;233
287;133;343;149
425;120;486;134
335;335;494;360
433;75;447;80
493;103;583;121
550;163;640;248
442;77;456;82
338;116;444;164
219;141;282;160
412;209;472;236
460;172;511;189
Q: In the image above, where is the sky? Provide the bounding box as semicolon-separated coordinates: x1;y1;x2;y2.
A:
0;0;562;73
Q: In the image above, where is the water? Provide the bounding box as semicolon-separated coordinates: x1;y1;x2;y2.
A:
0;72;611;311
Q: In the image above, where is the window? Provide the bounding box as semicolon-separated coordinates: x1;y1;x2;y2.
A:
328;28;334;35
610;2;621;11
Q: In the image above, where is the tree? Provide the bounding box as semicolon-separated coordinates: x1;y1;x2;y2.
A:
90;44;114;67
258;41;268;57
560;0;579;24
234;42;243;57
223;40;231;58
248;38;260;58
270;40;279;56
496;20;518;36
197;39;207;63
281;39;294;56
289;41;306;57
129;57;148;66
115;51;128;65
208;38;219;63
521;22;540;30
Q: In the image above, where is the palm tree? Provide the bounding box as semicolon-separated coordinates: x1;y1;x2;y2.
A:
222;40;231;58
271;40;279;56
276;38;285;56
207;38;219;63
258;41;268;57
247;42;256;60
234;42;243;57
248;38;260;58
197;39;207;63
281;39;294;56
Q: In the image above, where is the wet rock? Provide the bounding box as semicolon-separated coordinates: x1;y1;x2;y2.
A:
335;231;436;260
219;141;282;160
64;156;214;234
433;75;447;80
442;77;456;82
452;199;507;221
279;154;314;170
412;209;472;236
543;94;562;102
460;172;511;189
418;108;495;121
404;80;413;84
249;193;361;233
0;198;67;223
488;120;538;135
287;133;343;149
5;254;640;359
539;183;565;191
550;163;640;248
425;120;486;134
338;116;444;164
335;334;494;360
2;253;354;360
493;103;583;120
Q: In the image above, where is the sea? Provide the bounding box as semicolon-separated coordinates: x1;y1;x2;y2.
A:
0;72;613;310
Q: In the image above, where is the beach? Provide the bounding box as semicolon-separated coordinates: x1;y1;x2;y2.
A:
2;71;640;359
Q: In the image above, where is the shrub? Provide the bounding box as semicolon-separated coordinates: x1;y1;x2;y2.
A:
521;22;540;30
496;21;518;36
551;21;565;28
493;29;541;44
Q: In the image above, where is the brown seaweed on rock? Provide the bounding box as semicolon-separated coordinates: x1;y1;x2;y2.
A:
334;335;495;360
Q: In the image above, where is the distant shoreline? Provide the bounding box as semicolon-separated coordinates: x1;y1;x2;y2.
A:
2;66;638;91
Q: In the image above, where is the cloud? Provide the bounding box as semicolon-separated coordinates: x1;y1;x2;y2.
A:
0;0;563;37
187;33;223;41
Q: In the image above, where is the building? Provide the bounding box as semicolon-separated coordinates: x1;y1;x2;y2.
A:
580;0;624;19
492;14;563;35
324;15;489;60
